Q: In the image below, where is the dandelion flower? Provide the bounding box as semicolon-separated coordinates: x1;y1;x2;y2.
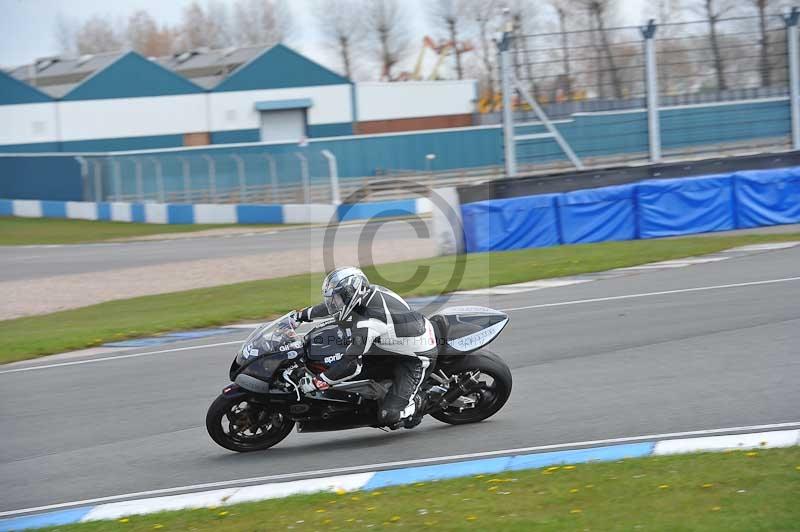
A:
711;506;721;512
415;483;426;487
702;483;713;488
569;488;579;494
570;509;583;514
658;484;670;489
371;491;383;496
316;509;326;513
488;486;498;491
218;511;229;517
746;451;758;457
153;526;163;530
367;506;376;511
390;516;401;522
564;465;576;470
351;496;360;501
584;484;594;489
323;519;332;525
118;518;130;523
466;516;478;521
335;488;346;496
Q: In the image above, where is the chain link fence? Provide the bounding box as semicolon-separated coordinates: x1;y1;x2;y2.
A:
499;10;800;176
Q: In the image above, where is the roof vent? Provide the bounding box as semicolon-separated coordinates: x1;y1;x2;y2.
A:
35;57;60;72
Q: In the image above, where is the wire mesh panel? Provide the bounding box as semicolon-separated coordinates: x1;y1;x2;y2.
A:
656;15;792;159
509;24;650;170
501;10;798;175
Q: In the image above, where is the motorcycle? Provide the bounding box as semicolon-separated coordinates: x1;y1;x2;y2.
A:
206;306;512;452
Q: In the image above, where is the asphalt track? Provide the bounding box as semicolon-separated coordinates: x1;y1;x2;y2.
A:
0;219;431;282
1;245;799;514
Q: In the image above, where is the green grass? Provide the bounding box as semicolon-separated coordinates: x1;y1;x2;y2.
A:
0;217;282;245
1;231;799;364
41;447;800;531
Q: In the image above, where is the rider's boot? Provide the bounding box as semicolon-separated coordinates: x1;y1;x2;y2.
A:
403;392;428;429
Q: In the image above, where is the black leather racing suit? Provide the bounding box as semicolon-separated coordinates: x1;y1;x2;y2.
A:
299;285;438;425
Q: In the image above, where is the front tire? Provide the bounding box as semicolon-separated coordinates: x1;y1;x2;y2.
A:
430;350;512;425
206;394;294;452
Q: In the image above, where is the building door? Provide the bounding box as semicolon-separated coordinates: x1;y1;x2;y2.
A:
259;109;307;142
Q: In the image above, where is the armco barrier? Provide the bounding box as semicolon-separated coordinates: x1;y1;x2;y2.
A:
460;166;800;252
0;198;432;225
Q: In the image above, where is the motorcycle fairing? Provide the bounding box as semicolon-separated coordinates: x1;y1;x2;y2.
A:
431;306;509;354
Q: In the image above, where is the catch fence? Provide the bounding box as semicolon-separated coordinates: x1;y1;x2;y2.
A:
500;9;800;175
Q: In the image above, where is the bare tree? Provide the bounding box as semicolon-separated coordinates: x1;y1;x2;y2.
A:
314;0;365;79
745;0;788;86
577;0;623;99
363;0;412;80
465;0;502;96
233;0;291;47
549;0;574;97
178;1;233;50
54;14;78;55
126;10;176;57
692;0;737;91
429;0;472;79
74;15;123;55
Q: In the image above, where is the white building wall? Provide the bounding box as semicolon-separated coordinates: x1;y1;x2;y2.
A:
356;81;477;122
0;102;59;146
57;94;208;141
208;84;353;132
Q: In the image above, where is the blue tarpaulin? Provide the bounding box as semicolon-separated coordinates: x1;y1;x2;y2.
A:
557;184;636;244
734;168;800;228
637;174;735;238
461;193;560;252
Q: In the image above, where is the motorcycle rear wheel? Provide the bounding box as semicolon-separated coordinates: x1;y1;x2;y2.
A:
430;350;512;425
206;394;295;452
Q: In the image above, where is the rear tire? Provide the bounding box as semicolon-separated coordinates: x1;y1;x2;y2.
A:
430;350;512;425
206;394;294;452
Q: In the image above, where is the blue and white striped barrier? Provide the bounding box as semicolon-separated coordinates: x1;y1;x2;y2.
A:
0;198;432;225
1;425;797;531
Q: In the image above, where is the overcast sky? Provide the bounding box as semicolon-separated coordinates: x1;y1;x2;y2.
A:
0;0;649;71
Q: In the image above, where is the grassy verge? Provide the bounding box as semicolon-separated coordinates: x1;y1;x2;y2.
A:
1;232;799;364
0;217;283;245
41;447;800;531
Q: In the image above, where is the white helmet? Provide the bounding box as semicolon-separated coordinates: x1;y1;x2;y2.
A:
322;267;370;321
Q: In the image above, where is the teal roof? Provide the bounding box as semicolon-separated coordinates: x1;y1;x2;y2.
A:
213;45;350;92
0;70;52;105
62;51;204;101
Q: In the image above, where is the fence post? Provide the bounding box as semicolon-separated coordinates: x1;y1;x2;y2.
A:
92;159;103;202
148;157;165;203
500;27;518;178
128;158;144;202
320;149;341;205
230;154;246;202
75;156;89;201
642;19;662;163
178;157;191;203
295;152;310;204
264;154;278;202
786;8;800;150
111;157;122;201
202;154;217;202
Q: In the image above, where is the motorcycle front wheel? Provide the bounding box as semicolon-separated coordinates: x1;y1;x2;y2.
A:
206;394;295;452
430;350;512;425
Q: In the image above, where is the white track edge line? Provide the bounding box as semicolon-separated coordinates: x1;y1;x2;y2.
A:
0;341;243;375
2;421;798;518
4;276;800;375
498;276;800;313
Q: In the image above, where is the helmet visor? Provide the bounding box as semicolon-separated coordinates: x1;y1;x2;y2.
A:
323;289;345;315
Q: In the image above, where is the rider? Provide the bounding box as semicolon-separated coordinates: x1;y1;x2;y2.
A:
294;267;438;428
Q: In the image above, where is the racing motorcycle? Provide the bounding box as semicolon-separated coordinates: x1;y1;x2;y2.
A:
206;306;512;452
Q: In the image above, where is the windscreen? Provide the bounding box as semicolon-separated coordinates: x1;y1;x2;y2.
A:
238;313;300;361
